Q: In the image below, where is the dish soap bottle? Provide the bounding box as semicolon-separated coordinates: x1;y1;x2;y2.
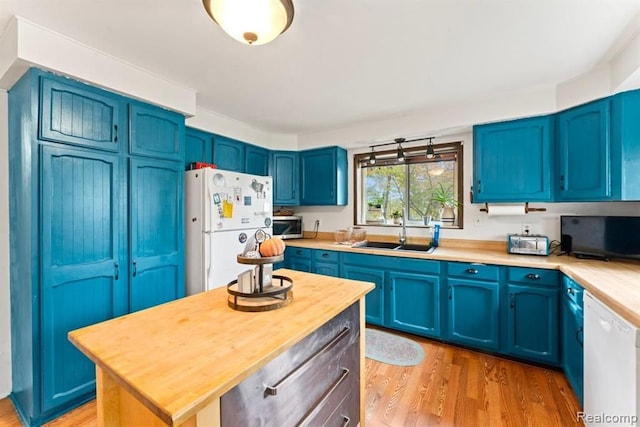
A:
431;224;440;247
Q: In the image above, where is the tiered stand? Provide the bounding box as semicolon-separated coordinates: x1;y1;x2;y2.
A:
227;254;293;312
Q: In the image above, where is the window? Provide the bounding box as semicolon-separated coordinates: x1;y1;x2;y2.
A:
354;141;463;228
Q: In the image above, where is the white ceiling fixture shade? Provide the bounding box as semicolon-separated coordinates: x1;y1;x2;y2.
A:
202;0;294;46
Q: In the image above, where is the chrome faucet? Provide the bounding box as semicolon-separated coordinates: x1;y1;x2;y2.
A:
398;207;407;246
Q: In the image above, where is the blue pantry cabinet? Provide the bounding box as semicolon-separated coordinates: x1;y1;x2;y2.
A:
8;68;185;426
556;98;611;201
300;147;347;205
271;151;300;205
473;116;553;202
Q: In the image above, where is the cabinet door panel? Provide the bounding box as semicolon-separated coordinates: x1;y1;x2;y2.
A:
185;127;213;167
40;145;126;411
447;279;499;351
506;284;559;364
130;103;184;161
312;262;340;277
300;147;347;206
342;265;385;326
388;271;440;338
213;135;245;172
129;157;184;312
272;151;299;205
562;299;584;405
557;99;611;200
473;116;552;202
245;145;269;176
40;76;120;151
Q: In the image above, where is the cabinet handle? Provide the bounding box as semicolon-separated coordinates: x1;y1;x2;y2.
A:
526;273;540;280
265;327;350;396
132;260;137;277
114;262;119;280
567;287;575;295
560;175;565;191
466;268;479;274
297;368;350;426
510;294;515;309
477;180;481;194
576;327;583;348
322;253;330;258
448;285;452;300
114;124;118;143
342;416;351;426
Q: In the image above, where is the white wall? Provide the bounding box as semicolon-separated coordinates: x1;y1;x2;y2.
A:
0;90;11;398
295;131;640;244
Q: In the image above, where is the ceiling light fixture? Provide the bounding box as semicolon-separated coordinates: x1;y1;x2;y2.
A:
426;137;435;159
395;138;405;162
369;147;376;164
202;0;294;46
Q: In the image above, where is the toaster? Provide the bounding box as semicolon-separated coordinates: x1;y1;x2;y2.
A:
507;234;549;256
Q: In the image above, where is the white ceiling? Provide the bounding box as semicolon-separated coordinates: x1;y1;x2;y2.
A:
2;0;640;135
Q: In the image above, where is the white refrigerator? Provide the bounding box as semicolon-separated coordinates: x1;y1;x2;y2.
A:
185;168;273;295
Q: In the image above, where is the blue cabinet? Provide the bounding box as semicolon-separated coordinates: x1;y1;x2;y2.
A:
505;267;559;365
446;263;500;352
185;127;213;167
129;102;184;161
300;147;347;206
213;135;246;172
611;90;640;200
129;157;184;312
245;144;269;176
285;247;312;272
271;151;300;205
562;275;584;406
9;68;185;426
343;264;386;326
387;271;441;338
556;98;611;201
39;75;121;151
311;249;341;277
473;116;553;202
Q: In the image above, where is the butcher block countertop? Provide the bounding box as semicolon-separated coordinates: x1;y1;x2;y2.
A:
286;238;640;328
68;269;374;426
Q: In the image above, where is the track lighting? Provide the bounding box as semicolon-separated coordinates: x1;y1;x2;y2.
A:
395;138;405;162
426;138;435;159
369;148;376;164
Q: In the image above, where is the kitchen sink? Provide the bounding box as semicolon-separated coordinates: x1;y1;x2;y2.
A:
352;241;435;253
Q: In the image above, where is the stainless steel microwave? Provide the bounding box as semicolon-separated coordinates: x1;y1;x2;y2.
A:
272;216;304;239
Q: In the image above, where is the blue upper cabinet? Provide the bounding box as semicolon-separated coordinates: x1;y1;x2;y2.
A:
39;75;122;152
245;144;269;176
300;146;348;205
129;157;185;312
556;98;611;201
213;135;246;172
611;90;640;200
129;102;185;161
473;116;553;202
271;151;300;205
185;127;213;168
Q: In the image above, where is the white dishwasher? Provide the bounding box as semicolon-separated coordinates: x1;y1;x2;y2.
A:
584;291;640;426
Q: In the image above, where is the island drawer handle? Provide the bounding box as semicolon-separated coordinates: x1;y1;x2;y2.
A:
342;416;351;426
466;268;479;274
296;368;350;425
265;327;350;397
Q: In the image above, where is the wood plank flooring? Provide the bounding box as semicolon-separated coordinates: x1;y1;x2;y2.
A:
0;330;582;426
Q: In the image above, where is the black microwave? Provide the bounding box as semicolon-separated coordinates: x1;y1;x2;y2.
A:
560;215;640;260
272;216;304;239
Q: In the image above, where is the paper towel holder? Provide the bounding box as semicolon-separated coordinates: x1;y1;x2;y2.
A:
479;203;546;214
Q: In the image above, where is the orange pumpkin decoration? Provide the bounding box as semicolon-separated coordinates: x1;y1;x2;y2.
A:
259;237;286;257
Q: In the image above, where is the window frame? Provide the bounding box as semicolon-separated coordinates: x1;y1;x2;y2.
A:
352;141;464;229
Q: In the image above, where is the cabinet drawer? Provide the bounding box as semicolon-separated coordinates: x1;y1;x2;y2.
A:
447;262;499;282
508;267;558;287
287;247;311;259
221;303;359;427
313;249;340;263
562;275;584;309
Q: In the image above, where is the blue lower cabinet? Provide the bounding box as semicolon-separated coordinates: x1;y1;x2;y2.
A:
285;247;311;272
342;265;386;326
312;262;340;277
387;271;441;338
446;279;500;351
505;284;560;365
562;278;584;406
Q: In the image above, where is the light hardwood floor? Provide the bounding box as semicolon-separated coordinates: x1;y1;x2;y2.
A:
0;330;582;427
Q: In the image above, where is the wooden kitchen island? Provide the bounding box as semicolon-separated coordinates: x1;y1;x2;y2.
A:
68;269;374;427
